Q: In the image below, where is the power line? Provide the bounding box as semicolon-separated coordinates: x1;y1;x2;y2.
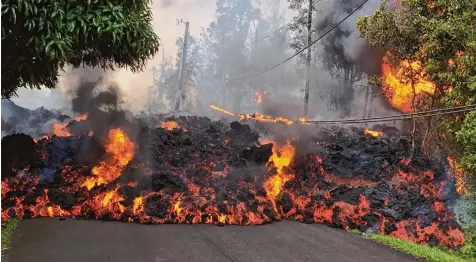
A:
212;0;369;81
209;104;476;124
311;107;476;124
307;104;476;123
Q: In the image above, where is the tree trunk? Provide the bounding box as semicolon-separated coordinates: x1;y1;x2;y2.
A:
363;84;371;127
411;80;416;156
421;95;436;152
175;22;190;112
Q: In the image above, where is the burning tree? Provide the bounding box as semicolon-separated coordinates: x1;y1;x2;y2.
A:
1;0;160;98
356;0;476;191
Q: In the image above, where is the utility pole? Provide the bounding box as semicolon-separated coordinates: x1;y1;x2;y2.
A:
175;19;190;112
303;0;313;117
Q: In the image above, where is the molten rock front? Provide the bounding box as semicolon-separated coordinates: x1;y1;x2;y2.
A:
1;116;465;249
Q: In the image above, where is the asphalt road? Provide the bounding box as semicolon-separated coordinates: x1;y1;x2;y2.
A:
6;218;420;262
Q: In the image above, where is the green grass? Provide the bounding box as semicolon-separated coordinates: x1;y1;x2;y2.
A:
1;218;19;250
369;234;474;262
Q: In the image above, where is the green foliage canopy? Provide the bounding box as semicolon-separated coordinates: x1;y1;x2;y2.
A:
1;0;160;98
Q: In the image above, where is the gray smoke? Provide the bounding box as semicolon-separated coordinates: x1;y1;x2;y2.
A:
315;0;382;75
66;71;134;139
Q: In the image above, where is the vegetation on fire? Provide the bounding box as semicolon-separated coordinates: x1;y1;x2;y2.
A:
1;0;160;98
357;0;476;188
357;0;476;260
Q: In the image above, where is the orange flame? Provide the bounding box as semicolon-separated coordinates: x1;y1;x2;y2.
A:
82;128;134;190
75;113;88;121
240;113;294;126
210;105;303;126
210;105;236;116
262;140;295;210
53;123;71;137
364;129;383;137
132;196;144;215
254;91;267;104
382;54;435;112
218;214;226;224
159;121;179;131
447;157;467;196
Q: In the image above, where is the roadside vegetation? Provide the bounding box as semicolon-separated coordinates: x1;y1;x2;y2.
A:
357;1;476;261
1;218;19;250
369;228;475;262
349;226;475;262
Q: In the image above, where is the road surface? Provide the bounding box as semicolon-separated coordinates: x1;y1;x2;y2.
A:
6;218;420;262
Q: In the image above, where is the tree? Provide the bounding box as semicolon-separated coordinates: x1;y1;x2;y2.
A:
199;0;260;112
316;0;375;117
246;0;296;111
1;0;160;98
357;0;476;181
288;0;377;117
288;0;316;115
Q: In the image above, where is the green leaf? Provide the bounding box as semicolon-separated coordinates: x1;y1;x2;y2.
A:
49;50;56;61
11;7;16;24
45;40;54;54
68;21;76;32
66;10;76;20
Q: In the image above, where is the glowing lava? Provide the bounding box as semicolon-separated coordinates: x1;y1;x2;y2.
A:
52;114;89;137
159;121;179;131
364;129;383;137
53;123;71;137
82;128;134;190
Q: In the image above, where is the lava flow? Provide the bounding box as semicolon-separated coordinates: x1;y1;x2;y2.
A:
1;115;466;249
